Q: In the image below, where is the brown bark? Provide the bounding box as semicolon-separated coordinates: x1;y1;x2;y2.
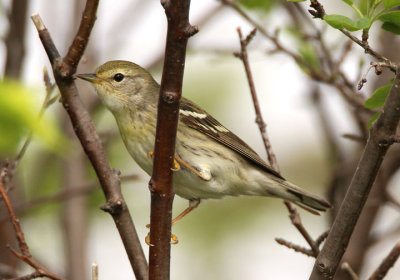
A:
310;67;400;279
148;1;197;279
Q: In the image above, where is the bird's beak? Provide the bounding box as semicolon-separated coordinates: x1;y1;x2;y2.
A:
76;73;98;83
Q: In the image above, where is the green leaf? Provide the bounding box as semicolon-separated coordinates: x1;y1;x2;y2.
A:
367;112;381;129
383;0;400;10
382;22;400;34
379;11;400;34
323;14;370;31
365;83;392;108
379;10;400;25
287;0;306;2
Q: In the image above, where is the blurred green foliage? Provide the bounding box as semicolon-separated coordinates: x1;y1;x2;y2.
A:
239;0;275;12
0;80;65;157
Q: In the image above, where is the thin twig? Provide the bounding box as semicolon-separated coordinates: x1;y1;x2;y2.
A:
0;172;65;280
234;27;280;172
275;238;314;257
368;241;400;280
358;62;390;90
284;201;320;257
0;172;29;256
221;0;368;133
307;0;396;71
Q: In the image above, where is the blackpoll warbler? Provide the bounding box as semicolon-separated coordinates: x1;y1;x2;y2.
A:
77;60;330;222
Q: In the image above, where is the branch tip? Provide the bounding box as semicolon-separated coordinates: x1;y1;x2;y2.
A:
31;13;45;31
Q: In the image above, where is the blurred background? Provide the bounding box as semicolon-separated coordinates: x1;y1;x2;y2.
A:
1;0;400;279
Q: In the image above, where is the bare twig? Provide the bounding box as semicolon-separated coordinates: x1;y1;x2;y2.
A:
358;62;390;90
275;238;314;257
284;201;320;256
368;241;400;280
31;1;148;279
148;1;197;279
0;172;64;280
233;24;329;260
310;67;400;279
221;0;368;136
234;27;280;172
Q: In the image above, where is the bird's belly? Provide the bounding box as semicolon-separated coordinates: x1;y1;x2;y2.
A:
173;143;248;200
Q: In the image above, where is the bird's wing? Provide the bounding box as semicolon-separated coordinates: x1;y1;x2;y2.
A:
179;97;284;180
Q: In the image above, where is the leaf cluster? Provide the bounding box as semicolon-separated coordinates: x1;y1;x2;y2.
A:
289;0;400;34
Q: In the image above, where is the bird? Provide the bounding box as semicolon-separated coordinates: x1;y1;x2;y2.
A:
77;60;331;225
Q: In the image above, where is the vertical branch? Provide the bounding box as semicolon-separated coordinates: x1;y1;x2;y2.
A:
148;0;197;279
30;1;148;279
309;67;400;279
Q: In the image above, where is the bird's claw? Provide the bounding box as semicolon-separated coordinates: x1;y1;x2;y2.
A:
148;150;181;171
145;224;179;246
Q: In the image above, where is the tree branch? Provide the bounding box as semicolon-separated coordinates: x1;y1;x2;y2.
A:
0;171;64;280
30;1;148;279
369;241;400;280
309;67;400;279
234;27;280;172
148;1;197;279
307;0;396;71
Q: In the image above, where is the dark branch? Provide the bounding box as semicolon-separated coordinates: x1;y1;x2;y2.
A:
369;241;400;280
30;2;148;279
310;67;400;279
148;1;195;279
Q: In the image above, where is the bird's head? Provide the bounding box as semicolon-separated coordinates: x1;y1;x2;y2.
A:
77;60;159;113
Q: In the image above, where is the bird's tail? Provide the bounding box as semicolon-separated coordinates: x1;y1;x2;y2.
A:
272;180;331;213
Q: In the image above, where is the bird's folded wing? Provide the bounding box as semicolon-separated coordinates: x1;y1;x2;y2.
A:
179;97;284;180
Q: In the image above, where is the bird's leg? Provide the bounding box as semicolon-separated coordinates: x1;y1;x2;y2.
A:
174;155;211;181
148;150;180;171
172;199;201;225
149;150;211;180
145;199;201;245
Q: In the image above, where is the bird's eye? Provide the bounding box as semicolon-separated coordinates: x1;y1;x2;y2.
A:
113;73;124;82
